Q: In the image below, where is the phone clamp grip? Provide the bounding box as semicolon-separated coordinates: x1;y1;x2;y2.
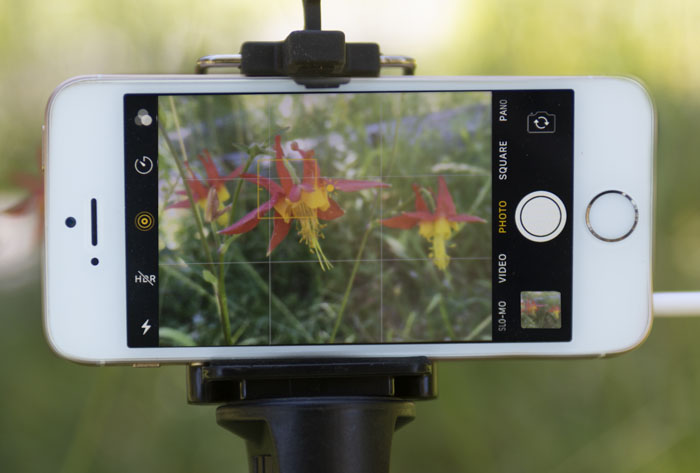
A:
194;0;416;87
186;357;436;473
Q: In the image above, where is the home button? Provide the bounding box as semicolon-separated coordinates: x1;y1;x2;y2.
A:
586;190;638;242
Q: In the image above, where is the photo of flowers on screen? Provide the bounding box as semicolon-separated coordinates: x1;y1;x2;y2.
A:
156;91;492;346
520;291;562;329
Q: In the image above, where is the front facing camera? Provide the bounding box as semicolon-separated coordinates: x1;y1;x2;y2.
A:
65;217;76;228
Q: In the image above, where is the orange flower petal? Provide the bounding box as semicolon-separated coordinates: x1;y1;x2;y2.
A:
290;142;320;189
411;183;429;212
381;214;420;229
267;212;292;254
221;161;247;182
184;161;208;200
436;176;457;216
218;195;278;235
240;173;285;196
317;198;344;221
403;211;436;221
199;150;221;181
448;214;486;223
329;179;389;192
274;135;293;194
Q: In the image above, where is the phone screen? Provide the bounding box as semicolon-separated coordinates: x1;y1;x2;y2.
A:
124;89;573;348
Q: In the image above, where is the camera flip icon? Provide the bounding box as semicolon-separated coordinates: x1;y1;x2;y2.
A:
527;111;556;134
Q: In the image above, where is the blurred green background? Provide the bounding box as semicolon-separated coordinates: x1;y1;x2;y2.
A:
1;0;699;471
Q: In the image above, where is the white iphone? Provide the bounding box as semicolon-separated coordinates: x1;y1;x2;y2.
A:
43;75;654;364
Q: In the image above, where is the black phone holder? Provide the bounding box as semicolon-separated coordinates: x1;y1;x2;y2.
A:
187;2;433;472
194;0;416;87
187;358;436;473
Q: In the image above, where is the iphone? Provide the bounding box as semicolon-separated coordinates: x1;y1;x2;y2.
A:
43;75;654;363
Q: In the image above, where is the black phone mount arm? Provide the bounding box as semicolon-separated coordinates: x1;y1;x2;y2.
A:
187;358;436;473
194;0;416;86
187;3;433;473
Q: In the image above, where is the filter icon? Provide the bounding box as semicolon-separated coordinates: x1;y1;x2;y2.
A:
135;211;155;231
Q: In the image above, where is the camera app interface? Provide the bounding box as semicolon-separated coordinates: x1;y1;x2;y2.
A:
124;89;573;347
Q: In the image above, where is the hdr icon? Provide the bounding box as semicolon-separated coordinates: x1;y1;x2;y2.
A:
134;270;156;286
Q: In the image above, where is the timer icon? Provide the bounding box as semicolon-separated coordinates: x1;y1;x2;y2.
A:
135;156;154;175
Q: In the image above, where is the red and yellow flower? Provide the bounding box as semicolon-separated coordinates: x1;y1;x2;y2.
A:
521;299;540;316
218;135;388;270
550;304;561;319
381;176;486;271
167;150;243;225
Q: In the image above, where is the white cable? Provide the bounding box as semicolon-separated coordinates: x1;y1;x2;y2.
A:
653;292;700;317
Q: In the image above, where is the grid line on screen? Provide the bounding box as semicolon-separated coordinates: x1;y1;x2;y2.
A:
158;256;491;266
181;173;489;182
379;97;384;343
267;97;272;346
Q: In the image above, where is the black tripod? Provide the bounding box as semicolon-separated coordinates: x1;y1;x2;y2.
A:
187;358;436;473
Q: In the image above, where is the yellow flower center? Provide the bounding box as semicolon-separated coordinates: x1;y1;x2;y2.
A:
274;186;333;271
418;217;459;271
217;185;231;202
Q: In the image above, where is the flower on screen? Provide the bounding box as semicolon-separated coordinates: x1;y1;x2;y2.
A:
218;135;388;270
521;299;540;316
381;176;485;271
166;150;244;225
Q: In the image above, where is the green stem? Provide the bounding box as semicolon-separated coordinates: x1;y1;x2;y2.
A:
329;220;375;343
420;187;437;212
415;242;457;339
170;96;190;168
215;146;260;346
229;150;258;222
215;282;232;345
383;94;403;176
439;298;456;339
210;220;222;246
283;157;301;184
468;178;491;215
210;221;232;345
401;311;418;339
160;100;214;267
465;314;491;341
230;321;249;345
